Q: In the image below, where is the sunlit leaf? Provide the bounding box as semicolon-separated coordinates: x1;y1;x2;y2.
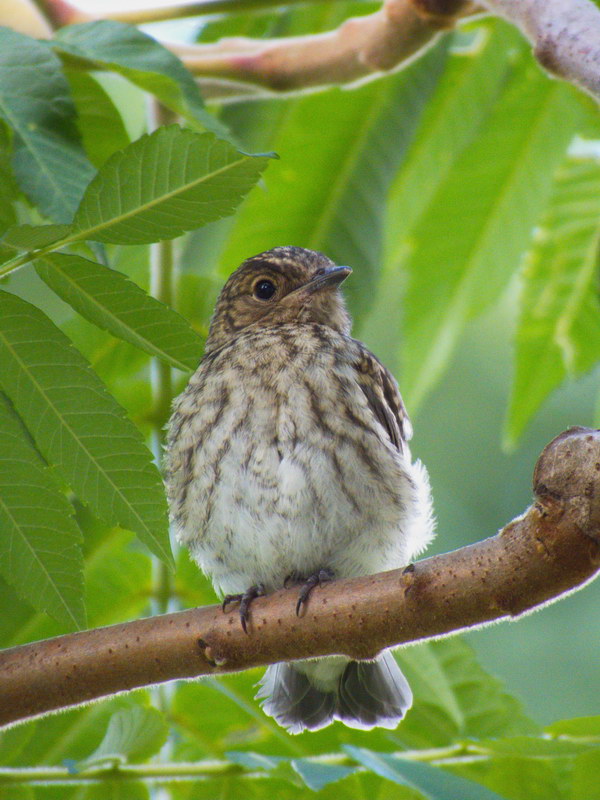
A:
402;62;584;410
505;156;600;446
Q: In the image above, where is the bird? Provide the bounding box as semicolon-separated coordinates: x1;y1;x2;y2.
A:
164;246;434;734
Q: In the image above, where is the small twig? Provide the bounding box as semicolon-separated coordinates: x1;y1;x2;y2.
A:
1;427;598;728
478;0;600;102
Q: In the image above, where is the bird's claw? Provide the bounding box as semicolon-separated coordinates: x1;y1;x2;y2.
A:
295;568;335;616
222;584;265;634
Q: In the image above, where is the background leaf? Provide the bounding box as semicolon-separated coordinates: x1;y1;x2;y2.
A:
401;59;584;410
0;27;94;221
81;706;168;767
506;156;600;445
0;290;171;566
346;747;509;800
0;391;84;629
65;70;131;168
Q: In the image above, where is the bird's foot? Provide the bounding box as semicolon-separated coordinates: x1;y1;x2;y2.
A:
222;584;265;634
295;568;335;616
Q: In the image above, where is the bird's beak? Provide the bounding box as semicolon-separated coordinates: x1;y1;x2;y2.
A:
300;265;352;294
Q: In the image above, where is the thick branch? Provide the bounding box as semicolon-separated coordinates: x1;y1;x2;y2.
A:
170;0;477;93
478;0;600;102
0;427;599;728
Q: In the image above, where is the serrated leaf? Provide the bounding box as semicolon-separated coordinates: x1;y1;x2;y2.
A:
402;62;584;411
345;747;508;800
2;224;72;250
505;157;600;446
0;27;95;221
35;253;203;371
81;706;168;767
66;69;130;168
0;392;84;629
54;20;230;140
0;290;172;566
71;125;271;244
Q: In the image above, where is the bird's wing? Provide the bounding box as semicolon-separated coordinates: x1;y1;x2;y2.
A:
353;346;413;452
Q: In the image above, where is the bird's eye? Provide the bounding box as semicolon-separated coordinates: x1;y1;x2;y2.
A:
253;279;277;301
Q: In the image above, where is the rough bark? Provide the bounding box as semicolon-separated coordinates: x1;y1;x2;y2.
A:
1;427;599;728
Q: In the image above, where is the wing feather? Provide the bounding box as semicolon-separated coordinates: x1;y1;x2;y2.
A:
353;346;412;452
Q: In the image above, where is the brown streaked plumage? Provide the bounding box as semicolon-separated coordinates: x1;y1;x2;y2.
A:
165;246;434;733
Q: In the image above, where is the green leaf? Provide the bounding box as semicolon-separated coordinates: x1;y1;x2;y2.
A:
384;22;519;266
0;27;95;221
0;392;84;629
0;290;172;566
573;748;600;799
0;121;17;234
362;21;519;370
54;20;230;140
2;224;72;250
402;62;584;410
345;747;508;800
81;706;168;767
35;253;203;371
72;125;271;244
291;758;356;791
66;69;130;168
396;639;537;748
505;156;600;446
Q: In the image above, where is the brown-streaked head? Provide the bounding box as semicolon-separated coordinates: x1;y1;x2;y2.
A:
205;247;352;352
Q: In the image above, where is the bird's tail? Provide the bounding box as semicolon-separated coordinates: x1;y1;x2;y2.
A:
256;651;412;734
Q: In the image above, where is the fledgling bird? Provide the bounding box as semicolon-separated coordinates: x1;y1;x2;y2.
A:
165;246;434;734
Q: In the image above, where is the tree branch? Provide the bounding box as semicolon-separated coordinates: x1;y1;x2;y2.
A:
168;0;478;93
478;0;600;102
1;427;599;728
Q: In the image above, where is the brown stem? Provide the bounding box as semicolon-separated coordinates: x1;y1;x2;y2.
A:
1;427;599;728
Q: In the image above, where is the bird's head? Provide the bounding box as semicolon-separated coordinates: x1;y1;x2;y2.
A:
205;246;352;352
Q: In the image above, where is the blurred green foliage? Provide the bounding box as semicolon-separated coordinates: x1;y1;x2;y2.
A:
0;1;599;797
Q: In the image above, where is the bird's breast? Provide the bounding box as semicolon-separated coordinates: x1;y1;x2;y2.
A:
166;326;417;593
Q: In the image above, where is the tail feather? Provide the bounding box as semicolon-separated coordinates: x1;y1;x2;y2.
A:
256;662;336;734
337;650;412;730
257;651;412;734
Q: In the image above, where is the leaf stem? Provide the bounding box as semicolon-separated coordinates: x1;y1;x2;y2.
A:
0;745;484;786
